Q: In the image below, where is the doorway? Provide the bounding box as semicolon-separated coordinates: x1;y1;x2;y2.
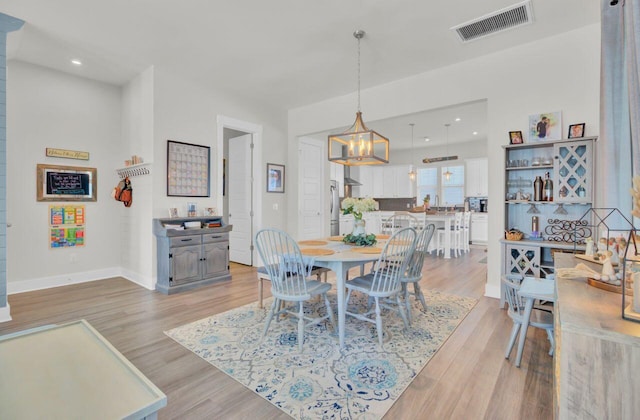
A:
298;137;326;240
217;116;263;266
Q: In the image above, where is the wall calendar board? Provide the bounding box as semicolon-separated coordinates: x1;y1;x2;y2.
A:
49;205;85;248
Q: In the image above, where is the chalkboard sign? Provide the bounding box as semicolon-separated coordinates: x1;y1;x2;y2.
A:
37;164;97;202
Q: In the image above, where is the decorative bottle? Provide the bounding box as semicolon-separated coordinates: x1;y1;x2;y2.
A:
533;176;543;202
543;172;553;201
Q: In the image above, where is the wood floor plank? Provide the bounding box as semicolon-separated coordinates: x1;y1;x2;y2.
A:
0;247;553;419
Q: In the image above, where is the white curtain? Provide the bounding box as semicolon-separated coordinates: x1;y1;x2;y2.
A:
599;0;640;218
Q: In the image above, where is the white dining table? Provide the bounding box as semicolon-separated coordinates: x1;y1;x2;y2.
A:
424;213;457;259
306;241;383;349
516;276;556;367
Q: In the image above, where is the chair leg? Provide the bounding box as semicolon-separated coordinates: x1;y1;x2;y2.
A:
298;302;305;352
261;299;278;341
324;293;336;329
547;328;554;356
258;278;264;309
403;284;412;325
374;297;384;346
414;282;428;311
505;322;520;359
396;294;409;330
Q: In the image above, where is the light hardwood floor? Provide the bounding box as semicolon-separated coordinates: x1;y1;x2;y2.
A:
0;247;553;419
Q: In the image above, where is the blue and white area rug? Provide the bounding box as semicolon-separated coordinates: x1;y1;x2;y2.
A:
165;291;476;419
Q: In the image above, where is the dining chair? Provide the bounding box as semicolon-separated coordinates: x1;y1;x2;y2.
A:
401;223;435;324
435;211;463;257
344;227;416;346
502;274;554;365
255;228;335;352
460;211;471;254
381;212;418;235
257;265;329;308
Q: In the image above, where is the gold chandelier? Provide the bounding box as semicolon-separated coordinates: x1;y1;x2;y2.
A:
444;124;453;181
408;123;417;180
328;30;389;166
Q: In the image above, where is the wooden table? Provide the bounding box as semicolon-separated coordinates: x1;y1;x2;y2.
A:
516;276;555;367
0;319;166;419
303;240;383;349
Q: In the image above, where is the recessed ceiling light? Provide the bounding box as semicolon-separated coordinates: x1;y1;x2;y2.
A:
473;131;478;135
424;137;430;142
455;117;461;122
71;59;83;66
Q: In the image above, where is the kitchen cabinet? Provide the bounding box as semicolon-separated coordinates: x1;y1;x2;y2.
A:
465;158;488;197
330;162;345;197
470;212;488;244
153;217;232;294
553;139;593;203
354;165;415;198
339;214;354;235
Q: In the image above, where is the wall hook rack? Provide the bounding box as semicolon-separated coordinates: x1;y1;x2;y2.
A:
116;162;152;179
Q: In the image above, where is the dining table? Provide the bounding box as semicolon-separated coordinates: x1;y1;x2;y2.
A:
515;276;556;367
299;237;386;349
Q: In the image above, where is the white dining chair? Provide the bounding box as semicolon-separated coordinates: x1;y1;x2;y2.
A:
255;228;335;352
401;223;435;324
435;211;463;257
381;212;418;235
344;227;416;346
502;274;554;366
460;211;471;254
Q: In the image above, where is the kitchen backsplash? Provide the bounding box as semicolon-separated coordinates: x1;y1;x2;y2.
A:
376;198;418;211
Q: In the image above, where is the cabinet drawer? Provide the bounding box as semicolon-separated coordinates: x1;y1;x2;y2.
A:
170;235;202;247
202;233;229;243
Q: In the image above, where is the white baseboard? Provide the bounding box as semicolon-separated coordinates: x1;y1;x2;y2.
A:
0;303;11;323
7;267;153;295
484;283;501;299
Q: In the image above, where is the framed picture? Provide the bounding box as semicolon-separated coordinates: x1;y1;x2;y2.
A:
168;207;178;218
528;111;562;142
205;207;217;216
509;131;524;144
568;123;586;139
266;163;285;193
37;164;97;202
167;140;210;197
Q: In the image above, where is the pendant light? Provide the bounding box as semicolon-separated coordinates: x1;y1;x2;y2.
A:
443;124;453;181
328;30;389;166
408;123;417;180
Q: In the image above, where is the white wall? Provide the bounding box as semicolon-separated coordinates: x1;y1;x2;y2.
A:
6;61;123;292
288;24;601;300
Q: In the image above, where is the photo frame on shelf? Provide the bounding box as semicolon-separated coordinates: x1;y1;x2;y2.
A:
528;111;562;142
266;163;285;193
36;164;97;202
509;131;524;144
205;207;217;216
568;123;586;139
167;140;210;197
168;207;178;218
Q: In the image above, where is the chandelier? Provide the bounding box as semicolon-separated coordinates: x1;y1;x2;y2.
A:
408;123;417;180
328;30;389;166
443;124;453;181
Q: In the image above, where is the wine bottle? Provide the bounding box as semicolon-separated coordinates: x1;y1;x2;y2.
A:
543;171;553;201
534;176;543;201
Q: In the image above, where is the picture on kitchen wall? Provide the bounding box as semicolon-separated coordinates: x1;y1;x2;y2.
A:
568;123;585;139
167;140;210;197
37;164;97;202
509;131;524;144
267;163;285;193
528;111;562;142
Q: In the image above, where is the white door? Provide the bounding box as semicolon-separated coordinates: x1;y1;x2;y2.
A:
228;134;253;265
299;138;324;240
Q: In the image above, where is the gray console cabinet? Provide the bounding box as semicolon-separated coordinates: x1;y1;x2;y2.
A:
153;217;232;294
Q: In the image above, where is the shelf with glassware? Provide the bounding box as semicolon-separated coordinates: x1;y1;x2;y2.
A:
500;137;597;304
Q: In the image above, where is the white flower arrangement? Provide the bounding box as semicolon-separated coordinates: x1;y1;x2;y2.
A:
341;197;377;220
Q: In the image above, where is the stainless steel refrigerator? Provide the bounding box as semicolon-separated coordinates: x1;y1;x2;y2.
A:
330;180;340;236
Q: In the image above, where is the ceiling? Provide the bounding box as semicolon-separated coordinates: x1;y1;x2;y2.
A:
3;0;600;113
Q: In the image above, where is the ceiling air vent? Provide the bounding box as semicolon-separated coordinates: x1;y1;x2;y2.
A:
451;0;534;43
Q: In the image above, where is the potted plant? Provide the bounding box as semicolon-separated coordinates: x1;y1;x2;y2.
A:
423;194;430;210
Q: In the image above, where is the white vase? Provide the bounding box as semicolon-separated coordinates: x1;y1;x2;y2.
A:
352;218;366;236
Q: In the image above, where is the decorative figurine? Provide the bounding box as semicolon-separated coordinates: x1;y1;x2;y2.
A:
585;237;595;256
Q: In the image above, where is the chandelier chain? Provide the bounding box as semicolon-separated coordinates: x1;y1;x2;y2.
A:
357;33;361;112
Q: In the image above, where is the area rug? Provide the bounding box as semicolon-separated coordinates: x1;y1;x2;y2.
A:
165;291;476;419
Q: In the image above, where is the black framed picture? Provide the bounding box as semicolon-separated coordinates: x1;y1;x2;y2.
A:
266;163;285;193
167;140;210;197
509;131;524;145
568;123;585;139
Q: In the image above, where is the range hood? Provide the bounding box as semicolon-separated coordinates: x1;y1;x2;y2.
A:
343;166;361;186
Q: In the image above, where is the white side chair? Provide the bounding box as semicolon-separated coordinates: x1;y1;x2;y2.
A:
435;211;463;257
401;223;435;324
255;228;335;352
502;274;554;367
460;211;471;254
344;227;416;346
381;212;418;235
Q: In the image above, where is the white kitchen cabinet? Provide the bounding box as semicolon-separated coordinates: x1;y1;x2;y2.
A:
353;165;415;198
353;166;373;198
470;212;488;244
339;214;354;235
330;162;345;197
362;212;381;235
465;158;488;197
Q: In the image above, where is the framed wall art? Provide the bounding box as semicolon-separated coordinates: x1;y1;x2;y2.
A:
528;111;562;142
568;123;586;139
167;140;210;197
266;163;285;193
37;164;97;202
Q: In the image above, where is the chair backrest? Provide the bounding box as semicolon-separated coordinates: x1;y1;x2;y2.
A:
462;211;471;229
383;213;418;234
502;274;527;320
454;212;464;229
370;227;417;296
405;223;435;279
255;228;312;299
